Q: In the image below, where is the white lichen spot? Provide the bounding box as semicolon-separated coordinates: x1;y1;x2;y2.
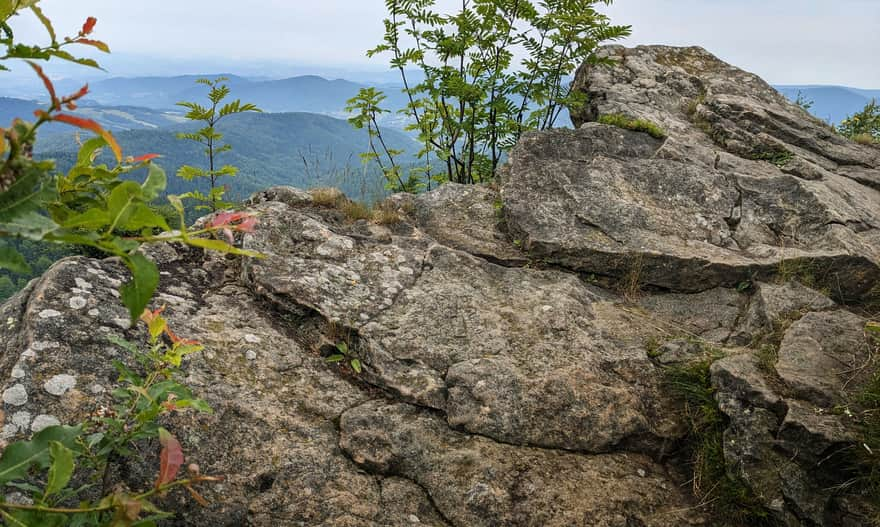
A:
1;423;19;439
3;384;28;406
90;384;106;394
245;350;258;361
69;296;88;310
44;374;77;396
88;309;100;317
31;415;60;432
11;411;31;429
113;317;131;329
38;309;62;319
31;341;58;351
10;365;25;379
75;277;93;290
637;468;646;478
20;348;36;359
244;334;262;344
408;514;421;523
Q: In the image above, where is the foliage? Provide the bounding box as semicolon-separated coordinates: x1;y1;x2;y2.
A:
0;2;260;322
597;113;666;139
839;99;880;143
175;77;261;212
352;0;631;189
0;308;220;526
847;321;880;516
326;341;363;374
794;90;814;112
664;350;777;525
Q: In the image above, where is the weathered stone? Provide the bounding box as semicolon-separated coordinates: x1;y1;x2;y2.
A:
731;281;837;345
339;400;703;527
412;183;527;265
776;310;871;407
502;45;880;301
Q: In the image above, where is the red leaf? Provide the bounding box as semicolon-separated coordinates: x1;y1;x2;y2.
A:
237;216;258;233
26;61;58;110
75;38;110;53
132;153;160;163
156;428;184;488
51;113;122;162
81;17;97;36
64;84;90;102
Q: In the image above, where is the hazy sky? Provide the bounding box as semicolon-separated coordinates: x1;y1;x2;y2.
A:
9;0;880;86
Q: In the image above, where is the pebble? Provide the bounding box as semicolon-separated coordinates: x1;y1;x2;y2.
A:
244;334;262;344
44;374;77;396
245;350;258;361
38;309;62;319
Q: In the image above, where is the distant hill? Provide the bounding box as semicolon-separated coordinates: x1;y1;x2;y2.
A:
35;111;419;203
82;74;412;123
774;85;878;124
0;97;185;134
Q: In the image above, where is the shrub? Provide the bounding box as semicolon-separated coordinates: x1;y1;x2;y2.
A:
839;99;880;142
351;0;632;190
176;78;262;212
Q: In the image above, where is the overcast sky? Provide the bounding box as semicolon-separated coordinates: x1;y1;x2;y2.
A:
9;0;880;86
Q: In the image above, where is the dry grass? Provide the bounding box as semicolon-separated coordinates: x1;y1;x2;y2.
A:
854;133;877;145
372;200;402;225
310;187;345;207
620;254;645;304
339;200;373;222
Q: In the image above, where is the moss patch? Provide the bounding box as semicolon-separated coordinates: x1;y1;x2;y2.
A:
597;113;666;139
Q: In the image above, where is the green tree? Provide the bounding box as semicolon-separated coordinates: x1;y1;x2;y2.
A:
352;0;630;189
176;77;262;212
0;274;15;299
839;99;880;143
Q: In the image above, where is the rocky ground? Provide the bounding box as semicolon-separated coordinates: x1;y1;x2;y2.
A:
1;46;879;526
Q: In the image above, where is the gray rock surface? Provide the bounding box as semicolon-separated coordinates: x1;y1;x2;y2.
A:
503;45;880;302
1;45;878;527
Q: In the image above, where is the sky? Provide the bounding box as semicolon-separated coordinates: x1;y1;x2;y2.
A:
6;0;880;87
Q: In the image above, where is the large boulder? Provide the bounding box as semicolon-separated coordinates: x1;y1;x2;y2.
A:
503;45;880;303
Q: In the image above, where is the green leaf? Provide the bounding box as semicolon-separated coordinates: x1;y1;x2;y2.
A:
184;237;262;257
350;359;363;373
0;244;29;273
120;252;159;323
336;342;349;354
141;163;167;201
43;441;75;498
60;208;110;229
0;426;81;486
325;354;345;363
106;180;144;232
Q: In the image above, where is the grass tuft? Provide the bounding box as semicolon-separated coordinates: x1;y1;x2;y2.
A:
310;187;345;208
664;347;778;525
597;113;666;139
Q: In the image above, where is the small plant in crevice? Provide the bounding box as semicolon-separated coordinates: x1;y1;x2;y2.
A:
748;147;793;168
326;341;363;374
663;350;778;526
0;308;219;525
597;113;666;139
839;321;880;517
619;253;645;304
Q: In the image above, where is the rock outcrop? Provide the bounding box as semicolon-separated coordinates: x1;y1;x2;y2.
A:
1;45;878;526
